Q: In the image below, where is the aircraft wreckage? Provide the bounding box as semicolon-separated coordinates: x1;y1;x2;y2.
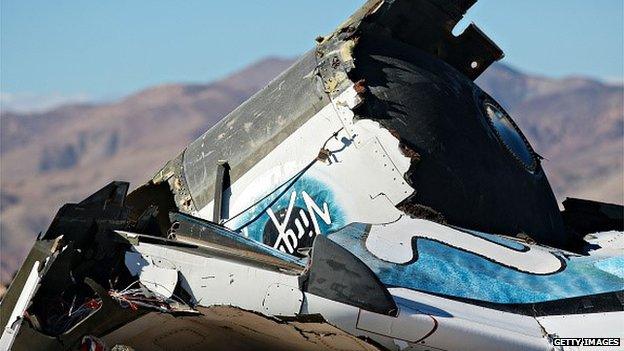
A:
1;0;623;350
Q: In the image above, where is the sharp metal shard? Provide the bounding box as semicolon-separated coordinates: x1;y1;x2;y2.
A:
1;1;622;350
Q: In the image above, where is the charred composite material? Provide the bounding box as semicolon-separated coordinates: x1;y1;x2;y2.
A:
2;1;623;350
147;0;567;248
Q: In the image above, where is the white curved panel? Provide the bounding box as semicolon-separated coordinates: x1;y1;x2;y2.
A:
365;217;564;275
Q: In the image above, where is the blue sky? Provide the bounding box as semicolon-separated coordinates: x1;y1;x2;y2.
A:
1;0;623;111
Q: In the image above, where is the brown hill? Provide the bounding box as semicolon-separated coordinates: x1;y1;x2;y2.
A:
1;58;622;284
476;64;624;203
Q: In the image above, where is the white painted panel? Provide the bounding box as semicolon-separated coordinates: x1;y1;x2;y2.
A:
387;288;552;351
366;217;563;275
302;293;361;335
125;251;178;298
305;289;553;351
584;231;624;257
356;305;436;343
129;243;301;314
262;283;303;316
195;86;414;239
0;261;40;350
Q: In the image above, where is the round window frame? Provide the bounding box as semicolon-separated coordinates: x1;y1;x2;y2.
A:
482;99;538;173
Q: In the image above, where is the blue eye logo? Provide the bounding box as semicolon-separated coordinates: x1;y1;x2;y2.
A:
232;175;347;256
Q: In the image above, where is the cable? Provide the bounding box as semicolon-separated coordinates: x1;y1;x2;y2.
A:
222;127;344;230
230;160;317;231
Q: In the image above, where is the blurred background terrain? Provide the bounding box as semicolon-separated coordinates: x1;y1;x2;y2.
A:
1;59;622;286
1;0;623;292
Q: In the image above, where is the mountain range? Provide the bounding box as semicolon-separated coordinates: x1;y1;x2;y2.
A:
1;57;622;285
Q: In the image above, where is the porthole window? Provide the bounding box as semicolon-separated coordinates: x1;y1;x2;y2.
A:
483;101;537;172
